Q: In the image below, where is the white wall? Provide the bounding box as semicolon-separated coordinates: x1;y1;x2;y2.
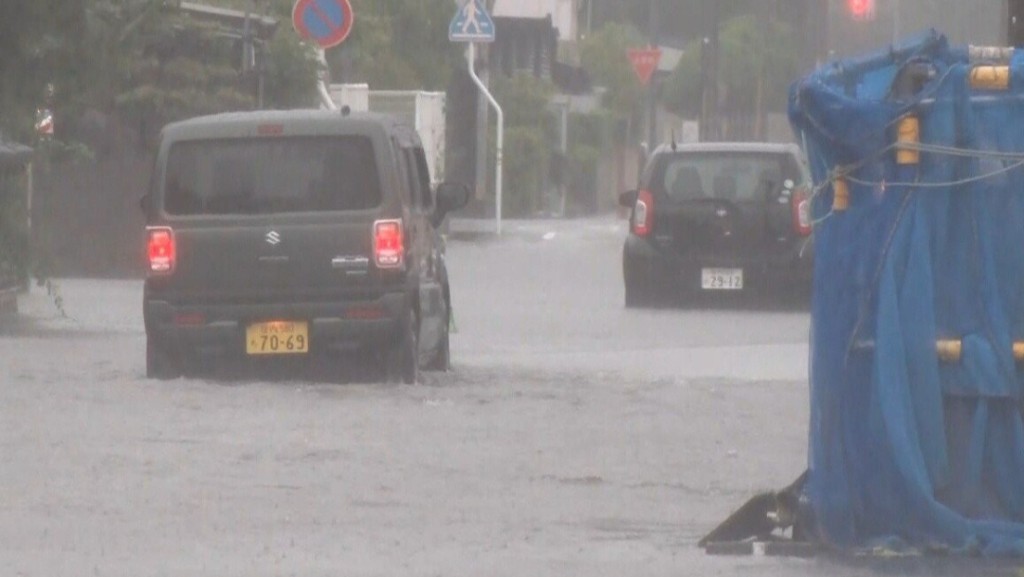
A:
493;0;577;41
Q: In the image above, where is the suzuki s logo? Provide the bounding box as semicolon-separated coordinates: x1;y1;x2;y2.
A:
265;231;281;245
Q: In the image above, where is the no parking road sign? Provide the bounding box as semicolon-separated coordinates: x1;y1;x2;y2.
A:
293;0;354;49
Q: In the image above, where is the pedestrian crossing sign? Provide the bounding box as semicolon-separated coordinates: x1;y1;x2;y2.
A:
449;0;495;43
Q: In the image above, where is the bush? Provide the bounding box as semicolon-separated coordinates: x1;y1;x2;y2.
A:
0;168;30;287
490;74;556;217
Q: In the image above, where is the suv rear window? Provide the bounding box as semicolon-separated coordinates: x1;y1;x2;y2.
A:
656;151;802;203
163;136;381;215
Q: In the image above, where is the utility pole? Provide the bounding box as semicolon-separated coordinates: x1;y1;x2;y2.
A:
242;0;265;109
802;0;829;71
1010;0;1024;46
892;0;901;44
647;0;659;148
243;7;255;106
756;0;775;141
586;0;593;37
699;0;720;142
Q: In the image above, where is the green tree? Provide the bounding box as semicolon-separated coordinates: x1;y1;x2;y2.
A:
663;13;800;120
585;0;756;46
0;0;87;141
55;0;318;151
328;0;464;91
491;74;555;217
579;22;645;119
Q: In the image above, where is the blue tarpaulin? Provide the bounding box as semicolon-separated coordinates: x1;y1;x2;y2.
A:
789;31;1024;555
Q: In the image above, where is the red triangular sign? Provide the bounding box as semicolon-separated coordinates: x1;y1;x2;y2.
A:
628;48;662;86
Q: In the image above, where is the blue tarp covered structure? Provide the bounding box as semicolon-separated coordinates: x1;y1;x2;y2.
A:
789;31;1024;555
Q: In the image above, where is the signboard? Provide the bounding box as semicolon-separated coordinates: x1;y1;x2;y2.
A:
628;47;662;86
292;0;354;49
449;0;496;43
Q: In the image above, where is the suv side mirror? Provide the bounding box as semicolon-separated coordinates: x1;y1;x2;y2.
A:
619;190;638;208
436;182;470;214
431;182;470;228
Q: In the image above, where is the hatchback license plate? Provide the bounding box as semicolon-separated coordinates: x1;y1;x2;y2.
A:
701;268;744;290
246;321;309;355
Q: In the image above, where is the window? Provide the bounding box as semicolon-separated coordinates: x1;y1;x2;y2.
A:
401;148;432;211
658;152;799;203
410;148;433;210
163;136;381;216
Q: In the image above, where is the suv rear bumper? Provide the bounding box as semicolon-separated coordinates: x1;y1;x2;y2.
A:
144;291;409;356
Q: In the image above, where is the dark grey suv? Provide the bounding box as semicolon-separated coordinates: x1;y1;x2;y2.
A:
141;110;469;383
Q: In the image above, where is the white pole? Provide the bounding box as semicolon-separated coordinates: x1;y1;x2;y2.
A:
26;162;32;235
467;43;504;236
316;48;337;110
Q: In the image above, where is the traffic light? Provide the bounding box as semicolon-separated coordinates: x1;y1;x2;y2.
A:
848;0;876;21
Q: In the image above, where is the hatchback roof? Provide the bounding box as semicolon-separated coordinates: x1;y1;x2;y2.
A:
652;141;803;156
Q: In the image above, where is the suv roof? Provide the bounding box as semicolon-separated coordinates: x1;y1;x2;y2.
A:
160;110;422;148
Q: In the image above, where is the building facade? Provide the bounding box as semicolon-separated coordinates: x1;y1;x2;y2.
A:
492;0;578;42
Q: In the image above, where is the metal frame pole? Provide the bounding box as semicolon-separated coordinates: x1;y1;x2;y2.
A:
316;48;337;110
467;42;504;236
1010;0;1023;45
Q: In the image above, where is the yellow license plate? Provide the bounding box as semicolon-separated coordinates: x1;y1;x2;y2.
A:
246;321;309;355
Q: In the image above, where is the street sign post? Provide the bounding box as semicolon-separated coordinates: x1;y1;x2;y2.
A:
292;0;354;49
628;47;662;86
293;0;352;110
450;0;503;235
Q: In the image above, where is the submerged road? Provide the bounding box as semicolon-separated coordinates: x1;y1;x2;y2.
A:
0;217;894;576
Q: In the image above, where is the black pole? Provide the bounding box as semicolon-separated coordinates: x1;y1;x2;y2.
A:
802;0;828;71
1010;0;1024;46
699;0;720;142
647;0;659;149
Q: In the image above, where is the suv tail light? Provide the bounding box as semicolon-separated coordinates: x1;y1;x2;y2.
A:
374;219;405;269
633;189;654;237
792;187;812;237
147;226;175;274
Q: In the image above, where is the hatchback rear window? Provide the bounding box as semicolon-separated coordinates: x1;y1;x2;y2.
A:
657;152;802;202
163;136;381;215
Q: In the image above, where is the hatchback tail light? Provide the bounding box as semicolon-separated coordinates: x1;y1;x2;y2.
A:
633;189;654;237
374;219;405;269
792;187;813;237
147;226;176;274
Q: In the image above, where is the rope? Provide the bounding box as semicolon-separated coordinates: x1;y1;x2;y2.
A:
843;186;919;366
844;157;1024;189
901;143;1024;161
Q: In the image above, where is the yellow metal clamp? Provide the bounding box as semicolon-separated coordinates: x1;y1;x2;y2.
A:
936;340;1024;363
833;177;849;212
936;339;962;362
969;66;1010;90
896;116;920;166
